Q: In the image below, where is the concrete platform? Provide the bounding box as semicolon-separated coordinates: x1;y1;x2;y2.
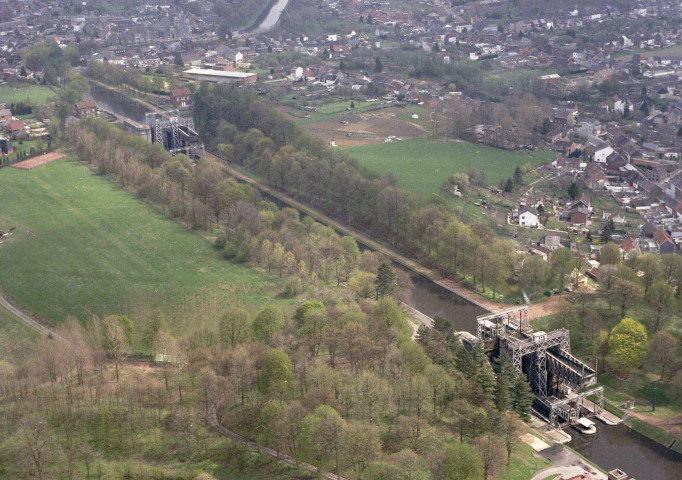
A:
521;433;551;451
545;428;572;444
582;398;623;425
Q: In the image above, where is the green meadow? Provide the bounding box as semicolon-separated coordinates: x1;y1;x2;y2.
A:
0;158;291;340
0;85;59;104
346;138;556;197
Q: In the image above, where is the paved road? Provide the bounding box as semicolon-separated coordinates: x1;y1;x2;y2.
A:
531;444;608;480
0;292;56;337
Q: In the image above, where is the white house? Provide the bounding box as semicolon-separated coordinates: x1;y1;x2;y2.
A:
519;207;539;227
594;145;614;163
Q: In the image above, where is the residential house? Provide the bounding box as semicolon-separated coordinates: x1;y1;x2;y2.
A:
621;236;641;258
541;235;563;251
0;137;12;155
648;166;669;182
519;206;540;227
0;108;12;122
4;119;25;136
653;229;676;254
74;100;97;118
594;145;614;163
170;88;192;108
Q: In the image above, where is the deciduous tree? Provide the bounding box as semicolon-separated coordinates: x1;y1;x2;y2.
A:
609;318;648;373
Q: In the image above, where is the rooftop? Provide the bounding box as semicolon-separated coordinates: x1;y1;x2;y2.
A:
183;68;256;78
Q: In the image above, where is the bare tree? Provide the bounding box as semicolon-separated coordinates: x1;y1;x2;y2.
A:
102;315;131;382
11;414;63;480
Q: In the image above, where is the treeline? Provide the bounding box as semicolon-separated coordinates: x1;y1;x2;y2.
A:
194;84;568;301
68;119;413;299
86;61;176;96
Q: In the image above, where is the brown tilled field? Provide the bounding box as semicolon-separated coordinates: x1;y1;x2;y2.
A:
11;152;66;170
302;108;425;147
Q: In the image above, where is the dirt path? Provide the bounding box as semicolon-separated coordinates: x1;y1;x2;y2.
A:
0;292;55;337
207;403;347;480
205;153;565;318
628;411;682;438
11;152;66;169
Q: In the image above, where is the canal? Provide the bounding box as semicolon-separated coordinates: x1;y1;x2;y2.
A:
93;93;682;479
89;83;151;123
569;423;682;480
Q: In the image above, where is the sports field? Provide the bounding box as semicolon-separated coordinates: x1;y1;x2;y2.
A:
0;158;290;339
0;85;59;104
346;138;556;196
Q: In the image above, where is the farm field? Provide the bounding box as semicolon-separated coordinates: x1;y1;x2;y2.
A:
346;138;556;197
0;85;59;104
0;158;291;345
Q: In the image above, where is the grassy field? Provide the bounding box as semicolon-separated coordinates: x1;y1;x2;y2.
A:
0;85;59;104
291;98;392;125
345;138;556;196
0;308;40;362
0;158;292;343
0;139;39;165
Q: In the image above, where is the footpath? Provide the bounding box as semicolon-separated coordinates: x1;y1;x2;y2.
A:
207;403;346;480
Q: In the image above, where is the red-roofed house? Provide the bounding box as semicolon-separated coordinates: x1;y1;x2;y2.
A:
74;100;97;118
621;236;640;258
4;119;25;136
170;88;192;108
653;229;676;254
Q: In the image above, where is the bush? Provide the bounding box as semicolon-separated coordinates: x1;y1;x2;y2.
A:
214;234;227;250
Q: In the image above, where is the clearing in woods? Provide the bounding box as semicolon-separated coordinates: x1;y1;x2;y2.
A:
0;158;292;349
345;138;556;197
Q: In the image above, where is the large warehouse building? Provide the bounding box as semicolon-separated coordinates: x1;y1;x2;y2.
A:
182;68;257;84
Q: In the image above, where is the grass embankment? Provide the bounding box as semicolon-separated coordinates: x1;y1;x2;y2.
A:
0;85;59;104
346;138;555;196
0;308;39;362
499;442;551;480
0;158;292;348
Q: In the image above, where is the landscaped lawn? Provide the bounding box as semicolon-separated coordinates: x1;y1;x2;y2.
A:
0;158;292;344
345;138;556;197
0;85;59;104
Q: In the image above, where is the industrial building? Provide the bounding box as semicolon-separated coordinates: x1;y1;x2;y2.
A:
182;68;257;84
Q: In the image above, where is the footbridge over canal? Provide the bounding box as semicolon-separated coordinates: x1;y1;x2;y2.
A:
476;306;603;429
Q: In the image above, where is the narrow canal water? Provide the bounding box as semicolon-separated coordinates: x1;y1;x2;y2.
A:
408;273;486;331
89;84;151;123
568;423;682;480
93;98;682;478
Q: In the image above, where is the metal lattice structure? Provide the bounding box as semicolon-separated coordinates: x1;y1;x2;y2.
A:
536;387;604;428
476;306;600;428
148;115;202;158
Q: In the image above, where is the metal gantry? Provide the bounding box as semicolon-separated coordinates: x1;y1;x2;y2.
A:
476;306;600;428
149;115;201;157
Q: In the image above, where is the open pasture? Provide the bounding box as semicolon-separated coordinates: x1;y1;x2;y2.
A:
345;138;556;196
0;158;290;341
